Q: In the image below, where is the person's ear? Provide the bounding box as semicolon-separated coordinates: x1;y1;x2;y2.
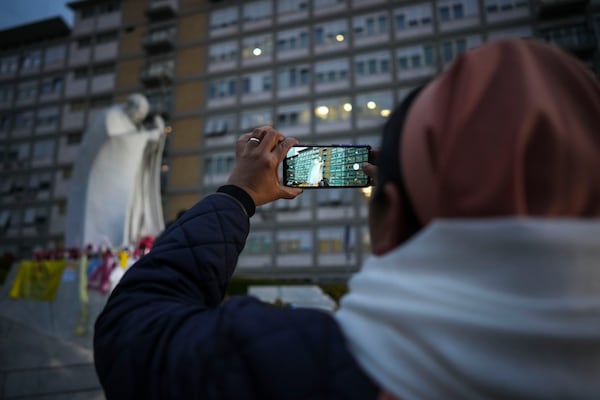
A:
369;182;405;256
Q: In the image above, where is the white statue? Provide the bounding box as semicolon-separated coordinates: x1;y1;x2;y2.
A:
65;94;166;250
308;158;324;185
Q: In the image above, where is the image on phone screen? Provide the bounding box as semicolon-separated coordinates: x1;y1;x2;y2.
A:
283;145;371;188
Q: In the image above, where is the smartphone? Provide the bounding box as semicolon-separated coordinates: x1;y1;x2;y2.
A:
283;145;372;188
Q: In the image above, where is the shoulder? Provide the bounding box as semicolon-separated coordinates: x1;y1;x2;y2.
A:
217;296;378;399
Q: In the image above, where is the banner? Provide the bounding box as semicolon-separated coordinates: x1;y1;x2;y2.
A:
9;260;66;301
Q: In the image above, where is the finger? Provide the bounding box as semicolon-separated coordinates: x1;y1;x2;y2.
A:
274;137;299;161
259;127;284;151
362;162;378;179
279;187;303;199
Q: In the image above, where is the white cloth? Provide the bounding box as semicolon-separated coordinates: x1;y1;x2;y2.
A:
336;218;600;399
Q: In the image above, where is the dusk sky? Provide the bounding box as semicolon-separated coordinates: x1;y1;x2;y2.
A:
0;0;73;30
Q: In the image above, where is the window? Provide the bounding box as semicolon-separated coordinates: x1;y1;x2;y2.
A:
243;1;273;23
0;57;18;75
20;50;42;71
314;19;348;48
242;71;272;95
318;227;354;254
277;28;309;54
355;51;391;77
98;1;120;14
67;132;83;144
440;36;481;63
242;33;273;61
0;115;10;132
36;107;60;129
40;77;63;96
314;96;352;123
96;30;119;44
74;67;88;80
241;108;272;130
90;96;112;109
438;0;479;23
208;41;238;64
81;6;95;19
32;139;55;163
0;85;13;103
485;0;529;13
277;0;309;15
44;45;66;67
540;24;595;50
14;111;34;130
205;114;236;137
93;63;115;75
278;65;310;89
276;102;310;129
208;77;237;99
315;59;349;84
210;6;238;30
70;99;86;111
353;11;389;39
397;45;436;70
16;81;37;102
276;230;312;254
356;91;393;120
204;153;235;175
243;231;272;255
77;36;93;49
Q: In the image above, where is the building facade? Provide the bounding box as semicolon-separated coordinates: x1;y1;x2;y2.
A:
0;0;599;280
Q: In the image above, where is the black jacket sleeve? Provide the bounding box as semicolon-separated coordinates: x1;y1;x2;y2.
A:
93;193;377;400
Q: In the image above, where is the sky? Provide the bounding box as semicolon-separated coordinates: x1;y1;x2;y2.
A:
0;0;73;31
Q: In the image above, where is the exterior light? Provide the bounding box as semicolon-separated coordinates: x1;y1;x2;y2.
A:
343;103;352;112
367;101;377;110
380;109;391;117
336;34;345;42
252;47;262;56
316;106;329;117
164;126;172;134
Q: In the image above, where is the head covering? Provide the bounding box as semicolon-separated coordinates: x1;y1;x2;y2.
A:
402;39;600;221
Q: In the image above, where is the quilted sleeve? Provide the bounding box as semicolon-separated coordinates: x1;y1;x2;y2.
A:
94;193;378;399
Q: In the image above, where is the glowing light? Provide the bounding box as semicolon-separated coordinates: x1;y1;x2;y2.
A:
316;106;330;117
367;101;377;110
353;163;360;171
343;103;352;112
164;126;173;134
252;47;262;56
361;186;372;198
336;34;345;42
380;109;391;117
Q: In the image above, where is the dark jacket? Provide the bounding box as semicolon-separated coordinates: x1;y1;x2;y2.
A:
94;192;377;399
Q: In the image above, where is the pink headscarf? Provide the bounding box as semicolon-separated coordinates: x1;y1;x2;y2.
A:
403;39;600;221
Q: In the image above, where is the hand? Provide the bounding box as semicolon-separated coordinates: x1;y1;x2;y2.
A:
362;148;379;186
228;126;303;206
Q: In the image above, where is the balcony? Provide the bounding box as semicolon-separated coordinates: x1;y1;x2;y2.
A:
143;30;176;53
536;0;589;18
140;64;174;86
146;0;178;20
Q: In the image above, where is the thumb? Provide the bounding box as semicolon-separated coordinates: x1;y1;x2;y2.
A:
279;187;303;199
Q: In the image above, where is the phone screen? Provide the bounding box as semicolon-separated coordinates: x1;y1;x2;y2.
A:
283;145;372;188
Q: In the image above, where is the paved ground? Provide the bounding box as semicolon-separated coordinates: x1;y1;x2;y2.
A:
0;264;107;400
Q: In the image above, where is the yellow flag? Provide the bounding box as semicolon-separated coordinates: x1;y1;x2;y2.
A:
9;260;66;301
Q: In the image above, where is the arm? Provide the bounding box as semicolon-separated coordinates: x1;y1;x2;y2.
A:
94;127;377;399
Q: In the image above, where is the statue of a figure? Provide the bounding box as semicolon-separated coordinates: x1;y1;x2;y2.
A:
65;94;166;250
